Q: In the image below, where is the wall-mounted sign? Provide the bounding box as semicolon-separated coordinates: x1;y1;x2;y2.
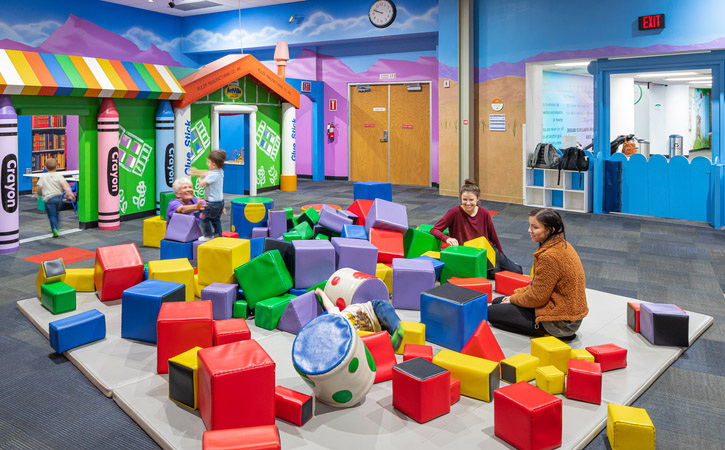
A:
364;123;375;127
489;114;506;131
224;81;243;99
463;120;468;125
373;107;386;112
329;99;337;111
638;14;665;30
491;98;504;111
301;81;312;92
379;73;396;80
402;124;413;129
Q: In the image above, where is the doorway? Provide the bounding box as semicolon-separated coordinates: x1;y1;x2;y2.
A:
349;82;431;186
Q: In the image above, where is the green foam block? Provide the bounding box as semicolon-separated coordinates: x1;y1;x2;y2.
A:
404;227;441;258
232;300;248;318
234;250;293;309
41;281;76;315
293;221;313;240
298;207;320;228
283;231;303;241
255;293;296;330
159;191;176;221
440;245;487;282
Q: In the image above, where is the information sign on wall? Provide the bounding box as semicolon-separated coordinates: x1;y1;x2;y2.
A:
329;99;337;111
489;114;506;131
301;81;312;92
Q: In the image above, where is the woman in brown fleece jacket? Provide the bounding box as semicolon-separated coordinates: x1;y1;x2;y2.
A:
488;208;588;341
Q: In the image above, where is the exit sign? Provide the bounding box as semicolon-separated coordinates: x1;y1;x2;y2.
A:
638;14;665;30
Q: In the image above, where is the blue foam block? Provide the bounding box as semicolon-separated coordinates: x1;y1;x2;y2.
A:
237;288;247;300
289;288;307;296
341;224;367;240
49;309;106;354
412;255;445;280
160;239;194;260
250;237;266;259
420;283;487;352
121;279;186;343
353;181;393;202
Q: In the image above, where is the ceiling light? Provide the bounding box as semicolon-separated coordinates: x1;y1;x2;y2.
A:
634;72;698;78
554;61;591;67
665;76;712;81
688;81;712;84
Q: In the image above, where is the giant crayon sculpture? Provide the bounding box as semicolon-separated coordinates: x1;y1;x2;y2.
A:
155;100;175;210
0;96;19;253
97;98;120;230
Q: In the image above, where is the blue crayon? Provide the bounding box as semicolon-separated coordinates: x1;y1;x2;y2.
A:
155;100;174;211
0;95;19;254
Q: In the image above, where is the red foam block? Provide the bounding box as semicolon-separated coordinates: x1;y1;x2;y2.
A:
368;228;404;263
392;358;450;423
202;425;280;450
275;385;313;426
403;344;433;362
461;320;505;362
494;271;532;296
361;331;397;383
494;381;562;450
157;300;213;374
346;199;373;227
447;276;493;301
213;318;251;346
450;377;461;405
221;231;239;239
627;301;640;332
93;243;144;302
585;343;627;372
566;359;602;404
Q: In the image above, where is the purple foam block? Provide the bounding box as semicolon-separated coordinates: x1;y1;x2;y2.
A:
337;209;358;225
640;303;689;347
319;208;353;234
331;237;378;275
319;204;337;216
201;283;238;320
268;209;288;239
365;199;408;233
277;291;322;334
164;213;202;243
292;240;336;289
392;258;436;310
252;227;269;238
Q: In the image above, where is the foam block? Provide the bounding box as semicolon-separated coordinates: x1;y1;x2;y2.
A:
627;301;641;332
165;212;203;243
531;336;572;374
234;250;294;309
221;231;238;238
41;281;76;314
460;320;505;362
94;243;144;302
249;237;266;259
292;240;336;289
252;227;269;238
346;199;374;227
392;258;435;310
268;208;288;239
48;309;105;354
440;245;487;283
570;349;595;362
63;268;95;292
585;343;628;371
463;236;497;274
494;381;562;450
121;279;185;343
197;237;251;286
297;206;320;229
337;209;358;225
392;358;451;423
143;215;166;248
212;319;251;346
397;321;426;355
341;224;367;239
255;293;296;330
500;353;540;384
410;255;445;281
319;208;353;234
361;331;397;383
230;196;274;239
159;191;176;222
432;349;500;402
365;198;408;233
160;239;194;261
198;340;276;430
368;228;405;263
148;258;195;302
375;263;393;295
535;365;565;395
292;221;313;240
156;300;213;374
607;404;656;450
201;283;238;320
232;300;248;319
331;237;378;275
403;227;440;258
202;426;281;450
639;303;689;347
262;238;295;278
420;283;487;352
275;386;313;426
168;346;201;410
494;270;533;295
566;359;602;404
403;344;433;362
447;277;492;301
353;181;392;202
277;291;322;334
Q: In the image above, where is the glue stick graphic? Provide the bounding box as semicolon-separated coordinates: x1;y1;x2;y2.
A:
97;98;120;230
0;95;19;253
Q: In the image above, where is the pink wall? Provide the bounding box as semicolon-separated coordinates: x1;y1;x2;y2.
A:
295;95;313;176
65;115;79;171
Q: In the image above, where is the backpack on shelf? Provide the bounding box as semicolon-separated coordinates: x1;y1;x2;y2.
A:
558;146;590;186
528;143;561;169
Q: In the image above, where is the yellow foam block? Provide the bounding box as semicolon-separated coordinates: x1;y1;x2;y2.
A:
197;238;250;285
142;216;166;248
168;346;202;410
35;258;66;298
463;236;496;267
570;348;595;362
149;258;195;302
531;336;572;374
194;273;206;299
535;365;565;395
421;251;440;259
396;321;425;355
432;349;499;402
500;353;540;383
607;404;656;450
375;263;393;295
63;268;95;292
357;330;375;337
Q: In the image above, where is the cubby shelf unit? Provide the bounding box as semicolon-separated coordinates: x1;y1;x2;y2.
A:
524;168;591;213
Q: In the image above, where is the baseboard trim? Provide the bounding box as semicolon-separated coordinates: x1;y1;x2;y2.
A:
325;176;348;181
79;210;156;229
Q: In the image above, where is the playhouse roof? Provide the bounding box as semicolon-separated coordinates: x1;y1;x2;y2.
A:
0;49;184;100
171;54;300;109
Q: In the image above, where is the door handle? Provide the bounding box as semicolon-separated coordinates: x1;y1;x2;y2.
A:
380;130;388;143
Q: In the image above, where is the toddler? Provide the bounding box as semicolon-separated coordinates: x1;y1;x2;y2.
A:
34;158;75;238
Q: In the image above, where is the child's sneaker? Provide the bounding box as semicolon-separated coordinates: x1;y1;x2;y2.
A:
52;229;59;238
198;236;211;242
390;326;405;352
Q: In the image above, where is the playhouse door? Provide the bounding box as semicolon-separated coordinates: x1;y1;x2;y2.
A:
350;84;390;182
390;84;429;186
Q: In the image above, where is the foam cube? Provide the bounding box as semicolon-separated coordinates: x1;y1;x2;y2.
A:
262;238;295;278
267;208;288;238
143;216;166;248
156;300;213;374
607;404;656;450
201;283;238;320
197;237;251;286
397;321;426;355
277;291;322;334
531;336;572;374
331;237;378;275
292;221;313;240
235;250;294;309
375;263;393;295
420;283;487;352
640;303;689;347
212;319;251;346
494;381;562;450
463;236;497;274
535;365;565;395
168;346;202;410
40;281;76;314
148;258;195;302
461;320;505;362
160;239;194;260
627;301;641;332
447;276;492;301
392;358;451;423
566;359;602;404
194;273;204;299
249;237;265;260
495;270;533;295
297;206;320;229
292;240;336;289
35;258;66;298
392;258;435;310
432;349;500;402
450;377;461;404
341;224;367;239
422;250;440;259
361;331;398;383
500;353;541;384
440;245;486;282
165;212;203;243
570;348;595;362
63;268;95;292
403;227;440;258
230;196;274;238
202;426;280;450
403;344;433;362
368;228;404;263
221;231;238;239
255;293;296;330
346;199;373;226
337;209;358;225
121;279;185;343
93;244;144;302
159;191;175;221
410;255;445;281
48;309;106;354
365;198;408;233
586;343;628;371
275;386;313;426
198;340;276;430
319;208;353;234
252;227;269;238
232;300;248;319
353;181;392;202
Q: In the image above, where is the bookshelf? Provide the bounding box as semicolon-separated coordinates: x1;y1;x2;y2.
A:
524;168;591;213
31;115;67;173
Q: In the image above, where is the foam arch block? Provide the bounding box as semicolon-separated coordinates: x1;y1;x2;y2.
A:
49;309;106;354
392;358;451;423
432;349;499;402
494;381;562;450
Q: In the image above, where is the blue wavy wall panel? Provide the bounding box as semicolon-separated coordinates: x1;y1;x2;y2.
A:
669;156;691;220
690;156;712;222
648;155;670;218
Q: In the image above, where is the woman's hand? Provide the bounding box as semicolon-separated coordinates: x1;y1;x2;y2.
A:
197;201;206;211
501;296;511;304
446;237;459;246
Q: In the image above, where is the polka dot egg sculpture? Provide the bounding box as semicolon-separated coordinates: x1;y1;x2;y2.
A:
292;313;376;408
324;268;390;310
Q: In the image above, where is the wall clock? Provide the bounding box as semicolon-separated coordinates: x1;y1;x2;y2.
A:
369;0;397;29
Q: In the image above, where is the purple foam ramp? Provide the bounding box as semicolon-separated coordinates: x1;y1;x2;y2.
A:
277;291;322;334
392;258;436;310
331;237;378;275
319;208;353;234
268;209;288;239
365;199;408;233
164;213;202;243
201;283;238;320
292;240;336;289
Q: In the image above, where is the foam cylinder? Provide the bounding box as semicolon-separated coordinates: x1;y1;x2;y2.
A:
155;100;175;210
280;103;296;191
324;267;389;309
0;95;19;253
97;98;120;230
173;104;191;180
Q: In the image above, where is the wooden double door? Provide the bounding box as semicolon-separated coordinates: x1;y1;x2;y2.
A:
349;83;430;186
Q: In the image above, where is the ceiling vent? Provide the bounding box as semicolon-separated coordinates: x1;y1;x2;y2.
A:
174;1;221;11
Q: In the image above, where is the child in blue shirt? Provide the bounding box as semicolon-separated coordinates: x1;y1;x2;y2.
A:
192;149;226;241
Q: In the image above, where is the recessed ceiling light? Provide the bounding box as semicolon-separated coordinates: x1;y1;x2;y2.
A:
634;72;698;78
554;61;591;67
665;76;712;81
688;81;712;85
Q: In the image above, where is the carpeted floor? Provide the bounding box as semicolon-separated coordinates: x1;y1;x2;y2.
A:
1;179;724;450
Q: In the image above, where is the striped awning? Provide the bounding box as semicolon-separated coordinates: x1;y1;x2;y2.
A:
0;49;184;100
